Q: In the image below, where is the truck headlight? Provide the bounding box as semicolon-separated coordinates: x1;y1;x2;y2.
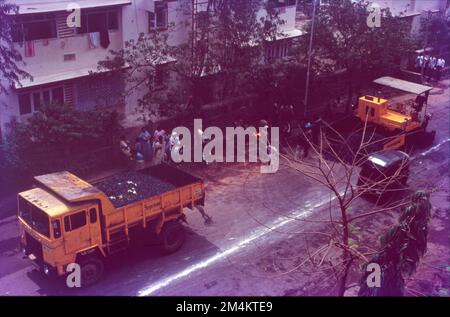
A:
43;265;50;275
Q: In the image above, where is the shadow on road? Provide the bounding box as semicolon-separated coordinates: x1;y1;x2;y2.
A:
25;227;220;296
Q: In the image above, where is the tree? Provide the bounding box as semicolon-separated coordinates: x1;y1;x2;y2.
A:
418;14;450;55
250;61;306;119
171;0;283;117
358;190;432;296
98;0;283;121
0;1;30;95
276;118;420;296
97;31;173;121
0;102;123;175
294;0;416;112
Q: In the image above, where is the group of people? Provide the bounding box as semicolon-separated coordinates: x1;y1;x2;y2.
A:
415;54;446;81
120;123;180;164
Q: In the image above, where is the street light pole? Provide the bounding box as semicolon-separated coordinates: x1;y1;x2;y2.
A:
421;10;432;79
303;0;317;118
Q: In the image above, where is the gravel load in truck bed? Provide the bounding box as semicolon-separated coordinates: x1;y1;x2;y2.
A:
94;171;177;208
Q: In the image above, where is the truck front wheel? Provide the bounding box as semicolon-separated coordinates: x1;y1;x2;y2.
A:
79;255;104;287
159;221;186;255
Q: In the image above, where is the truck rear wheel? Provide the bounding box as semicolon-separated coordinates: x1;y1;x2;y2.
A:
79;255;104;287
159;221;186;255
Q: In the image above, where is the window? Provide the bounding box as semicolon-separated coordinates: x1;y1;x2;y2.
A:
18;197;50;238
149;2;168;31
78;8;119;34
108;11;119;30
64;211;87;232
12;13;57;42
76;75;124;111
265;40;290;62
89;208;97;223
43;90;50;104
33;93;41;111
19;94;32;115
52;220;61;239
154;65;168;88
52;87;64;105
18;86;65;115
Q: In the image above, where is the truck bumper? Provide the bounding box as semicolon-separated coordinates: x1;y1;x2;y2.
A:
20;241;57;277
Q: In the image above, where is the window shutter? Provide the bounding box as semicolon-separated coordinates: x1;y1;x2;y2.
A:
56;12;76;38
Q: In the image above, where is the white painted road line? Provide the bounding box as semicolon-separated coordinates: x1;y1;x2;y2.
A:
137;138;450;296
414;138;450;159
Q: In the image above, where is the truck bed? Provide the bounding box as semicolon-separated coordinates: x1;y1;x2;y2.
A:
94;164;201;208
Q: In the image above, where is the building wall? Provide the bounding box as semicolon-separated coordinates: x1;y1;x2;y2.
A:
120;0;192;125
0;3;128;138
0;0;300;138
16;22;123;79
373;0;446;16
365;0;447;36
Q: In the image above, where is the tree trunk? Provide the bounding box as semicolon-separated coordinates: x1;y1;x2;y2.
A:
346;73;354;114
338;204;352;296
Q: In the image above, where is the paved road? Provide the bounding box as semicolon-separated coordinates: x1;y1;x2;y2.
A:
0;81;448;296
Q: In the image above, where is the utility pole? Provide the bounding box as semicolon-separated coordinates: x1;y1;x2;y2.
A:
420;10;432;79
303;0;317;118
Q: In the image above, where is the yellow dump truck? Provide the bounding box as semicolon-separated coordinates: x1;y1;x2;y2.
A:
18;164;206;286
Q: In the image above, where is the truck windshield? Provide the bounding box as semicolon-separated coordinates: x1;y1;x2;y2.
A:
18;196;50;238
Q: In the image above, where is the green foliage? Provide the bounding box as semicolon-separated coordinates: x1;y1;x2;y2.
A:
358;191;432;296
418;15;450;51
250;61;307;116
293;0;416;109
0;0;31;95
97;31;172;120
98;0;283;120
169;0;278;116
301;0;415;74
0;102;123;174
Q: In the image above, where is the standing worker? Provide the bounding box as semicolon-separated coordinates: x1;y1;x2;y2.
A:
435;57;446;81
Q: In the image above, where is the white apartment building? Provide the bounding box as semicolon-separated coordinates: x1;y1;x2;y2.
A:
368;0;449;35
0;0;300;140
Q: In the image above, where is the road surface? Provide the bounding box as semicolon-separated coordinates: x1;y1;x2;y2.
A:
0;81;448;296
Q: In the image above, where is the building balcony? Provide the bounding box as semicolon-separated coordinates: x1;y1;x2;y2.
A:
15;30;123;85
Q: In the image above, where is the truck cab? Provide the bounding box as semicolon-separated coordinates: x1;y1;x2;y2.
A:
18;182;104;278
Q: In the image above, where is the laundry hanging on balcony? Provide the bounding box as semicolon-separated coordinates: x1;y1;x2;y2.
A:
88;32;101;49
100;29;110;49
24;40;35;57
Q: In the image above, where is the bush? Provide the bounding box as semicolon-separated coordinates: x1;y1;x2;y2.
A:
0;102;124;193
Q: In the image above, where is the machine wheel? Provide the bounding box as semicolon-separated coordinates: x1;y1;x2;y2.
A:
79;255;104;287
159;221;186;255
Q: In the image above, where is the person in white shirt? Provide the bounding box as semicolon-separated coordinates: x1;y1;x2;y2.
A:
435;57;446;81
427;56;437;80
415;55;424;71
